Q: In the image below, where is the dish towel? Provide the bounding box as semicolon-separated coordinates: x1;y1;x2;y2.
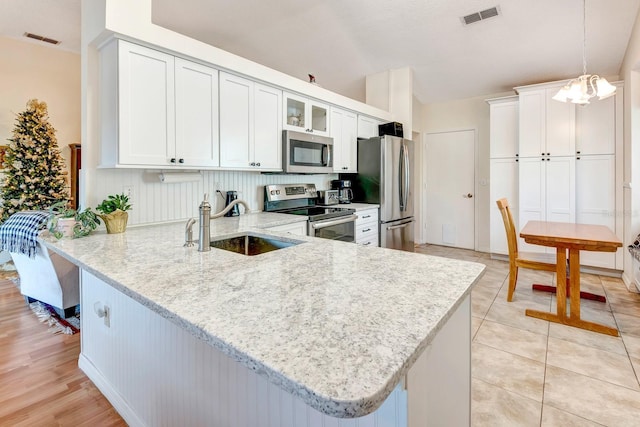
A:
0;211;50;258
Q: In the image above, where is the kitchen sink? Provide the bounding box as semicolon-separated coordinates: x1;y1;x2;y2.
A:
210;233;303;256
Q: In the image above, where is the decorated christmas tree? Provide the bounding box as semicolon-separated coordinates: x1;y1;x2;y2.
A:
0;99;69;223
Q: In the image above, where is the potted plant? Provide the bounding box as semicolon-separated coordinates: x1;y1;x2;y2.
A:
96;193;132;234
47;201;101;239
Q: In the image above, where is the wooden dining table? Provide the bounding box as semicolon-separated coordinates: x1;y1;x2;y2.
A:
519;221;622;336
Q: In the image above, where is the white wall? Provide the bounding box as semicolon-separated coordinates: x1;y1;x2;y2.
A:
419;92;513;252
0;36;80;183
618;7;640;290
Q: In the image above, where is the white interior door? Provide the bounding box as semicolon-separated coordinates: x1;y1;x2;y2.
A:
424;130;475;249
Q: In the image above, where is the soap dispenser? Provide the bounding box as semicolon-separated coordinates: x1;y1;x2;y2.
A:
198;194;211;252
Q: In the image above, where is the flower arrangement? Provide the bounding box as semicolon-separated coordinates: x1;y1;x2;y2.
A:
96;193;132;234
47;201;101;239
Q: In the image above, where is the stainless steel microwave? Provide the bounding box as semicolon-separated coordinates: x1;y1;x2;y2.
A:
283;130;333;173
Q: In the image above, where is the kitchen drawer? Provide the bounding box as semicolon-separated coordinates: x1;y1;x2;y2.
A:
356;208;378;226
266;221;307;236
357;234;379;247
356;223;378;242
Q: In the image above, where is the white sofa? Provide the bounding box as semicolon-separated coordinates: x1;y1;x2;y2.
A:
11;240;79;317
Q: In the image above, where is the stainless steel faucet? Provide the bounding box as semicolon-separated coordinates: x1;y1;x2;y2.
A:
192;194;251;251
210;199;251;219
184;218;196;247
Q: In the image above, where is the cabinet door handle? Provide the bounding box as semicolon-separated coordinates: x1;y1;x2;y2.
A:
515;154;519;157
541;152;545;156
256;162;261;167
170;158;176;163
547;152;550;156
363;228;371;232
577;157;581;160
576;151;581;154
363;241;371;246
178;158;184;164
250;162;256;166
516;159;519;162
362;215;371;219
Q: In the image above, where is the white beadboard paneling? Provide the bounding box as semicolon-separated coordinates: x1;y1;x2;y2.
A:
80;270;409;427
89;168;337;226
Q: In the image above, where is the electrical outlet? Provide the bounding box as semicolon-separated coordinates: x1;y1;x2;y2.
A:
123;185;134;203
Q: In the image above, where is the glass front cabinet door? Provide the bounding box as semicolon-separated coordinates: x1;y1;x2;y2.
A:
283;92;330;136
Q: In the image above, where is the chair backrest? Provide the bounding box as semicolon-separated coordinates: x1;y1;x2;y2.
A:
496;198;518;262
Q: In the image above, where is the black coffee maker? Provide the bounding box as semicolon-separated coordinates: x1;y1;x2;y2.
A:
224;191;240;217
331;180;353;204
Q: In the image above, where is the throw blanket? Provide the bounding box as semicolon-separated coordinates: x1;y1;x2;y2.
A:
0;211;49;258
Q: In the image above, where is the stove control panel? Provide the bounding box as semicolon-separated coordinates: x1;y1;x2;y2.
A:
265;184;317;202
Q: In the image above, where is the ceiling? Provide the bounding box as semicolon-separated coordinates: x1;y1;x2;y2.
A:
1;0;639;104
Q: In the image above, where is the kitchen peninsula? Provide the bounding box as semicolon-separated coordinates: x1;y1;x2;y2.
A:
41;213;485;426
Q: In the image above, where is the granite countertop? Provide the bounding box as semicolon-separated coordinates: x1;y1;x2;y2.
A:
41;212;485;418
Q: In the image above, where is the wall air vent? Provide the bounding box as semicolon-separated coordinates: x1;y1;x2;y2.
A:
461;6;500;25
24;32;61;45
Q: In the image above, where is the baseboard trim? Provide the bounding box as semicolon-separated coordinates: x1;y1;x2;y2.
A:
78;354;145;427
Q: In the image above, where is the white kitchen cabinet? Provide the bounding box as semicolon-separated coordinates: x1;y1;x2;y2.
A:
518;156;575;254
488;97;519;255
100;40;220;168
576;155;616;268
576;95;615;155
175;58;220;167
489;97;519;158
489;158;518;255
518;86;575;158
357;115;382;139
219;72;282;171
283;92;330;136
331;107;358;172
266;221;307;236
355;208;379;246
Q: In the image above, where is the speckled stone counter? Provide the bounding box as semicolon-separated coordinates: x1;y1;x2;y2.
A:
41;212;485;418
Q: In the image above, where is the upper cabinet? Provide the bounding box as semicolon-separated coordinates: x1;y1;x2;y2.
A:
357;115;382;139
219;72;282;171
576;94;617;155
331;107;358;173
283;93;330;136
518;85;575;157
100;40;219;168
175;58;220;167
488;97;518;159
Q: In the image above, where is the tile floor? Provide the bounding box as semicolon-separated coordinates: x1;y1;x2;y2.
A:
415;244;640;427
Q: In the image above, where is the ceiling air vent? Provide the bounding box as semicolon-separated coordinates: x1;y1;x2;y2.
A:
24;32;61;45
461;6;500;25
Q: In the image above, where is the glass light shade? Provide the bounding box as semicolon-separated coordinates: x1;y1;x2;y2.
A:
552;86;570;102
596;77;616;99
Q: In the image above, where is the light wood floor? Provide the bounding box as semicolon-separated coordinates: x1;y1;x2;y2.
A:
0;272;126;426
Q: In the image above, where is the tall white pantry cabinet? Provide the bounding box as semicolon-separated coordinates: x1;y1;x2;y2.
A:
488;81;623;270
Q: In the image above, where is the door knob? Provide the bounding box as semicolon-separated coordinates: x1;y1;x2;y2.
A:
463;193;473;198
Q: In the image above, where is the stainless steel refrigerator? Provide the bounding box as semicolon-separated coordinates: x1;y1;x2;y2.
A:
351;135;415;252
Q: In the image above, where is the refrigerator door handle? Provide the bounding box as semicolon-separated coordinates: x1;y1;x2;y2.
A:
399;144;405;211
387;222;412;231
404;143;410;210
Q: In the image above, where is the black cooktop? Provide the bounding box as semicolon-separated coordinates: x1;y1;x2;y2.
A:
283;207;354;222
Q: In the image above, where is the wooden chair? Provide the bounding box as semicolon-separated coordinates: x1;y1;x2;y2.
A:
496;198;606;303
496;198;557;302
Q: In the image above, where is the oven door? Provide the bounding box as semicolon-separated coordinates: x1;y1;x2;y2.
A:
309;215;357;242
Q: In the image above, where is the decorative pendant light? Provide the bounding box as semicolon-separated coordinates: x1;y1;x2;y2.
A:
552;0;616;104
